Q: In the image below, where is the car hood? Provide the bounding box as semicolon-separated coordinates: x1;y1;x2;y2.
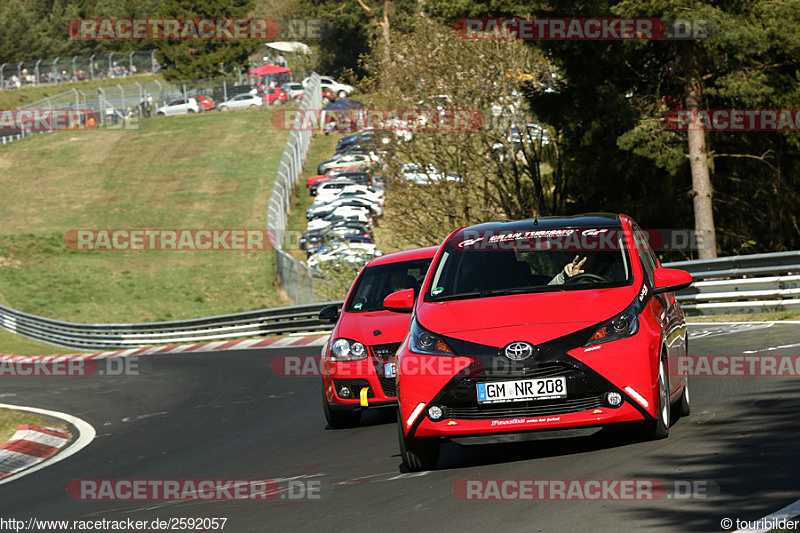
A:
336;310;413;346
416;285;638;345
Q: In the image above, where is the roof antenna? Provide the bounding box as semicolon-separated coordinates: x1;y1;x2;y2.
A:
533;186;545;225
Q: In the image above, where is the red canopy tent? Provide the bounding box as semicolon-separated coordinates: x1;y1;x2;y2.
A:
248;64;293;86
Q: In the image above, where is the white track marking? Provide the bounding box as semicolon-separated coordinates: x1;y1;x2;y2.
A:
0;403;96;485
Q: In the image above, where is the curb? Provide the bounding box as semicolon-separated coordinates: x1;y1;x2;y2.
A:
0;333;330;361
0;425;72;480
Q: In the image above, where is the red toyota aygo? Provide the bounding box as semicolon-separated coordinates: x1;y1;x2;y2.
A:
384;214;693;471
318;246;437;428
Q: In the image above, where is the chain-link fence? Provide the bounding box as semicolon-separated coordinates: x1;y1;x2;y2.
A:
269;73;322;304
1;50;159;89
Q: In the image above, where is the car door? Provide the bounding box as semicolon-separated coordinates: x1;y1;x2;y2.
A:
633;224;685;394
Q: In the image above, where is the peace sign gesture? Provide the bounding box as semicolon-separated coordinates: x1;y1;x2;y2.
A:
564;255;587;277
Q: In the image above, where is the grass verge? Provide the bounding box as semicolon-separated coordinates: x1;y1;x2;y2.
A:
0;408;66;444
0;107;289;323
0;329;79;356
0;75;164;110
686;310;800;322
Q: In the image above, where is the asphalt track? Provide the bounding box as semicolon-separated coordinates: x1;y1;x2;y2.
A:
1;323;799;532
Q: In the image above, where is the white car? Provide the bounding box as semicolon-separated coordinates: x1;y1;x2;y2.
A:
307;196;383;219
306;209;371;231
281;83;305;99
155;97;200;116
217;94;263;111
314;185;384;207
303;76;354;99
307;243;380;269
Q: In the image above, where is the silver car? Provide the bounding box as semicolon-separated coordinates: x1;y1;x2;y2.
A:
217;93;263;112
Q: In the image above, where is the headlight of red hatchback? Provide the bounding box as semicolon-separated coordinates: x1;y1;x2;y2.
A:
585;304;640;346
408;318;455;356
330;338;367;360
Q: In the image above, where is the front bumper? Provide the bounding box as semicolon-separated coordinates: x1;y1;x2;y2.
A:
399;331;659;439
323;342;401;407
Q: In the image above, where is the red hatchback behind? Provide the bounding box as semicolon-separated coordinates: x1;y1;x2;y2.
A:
386;214;693;470
318;246;437;428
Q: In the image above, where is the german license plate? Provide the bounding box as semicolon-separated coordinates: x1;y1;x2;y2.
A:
476;377;566;404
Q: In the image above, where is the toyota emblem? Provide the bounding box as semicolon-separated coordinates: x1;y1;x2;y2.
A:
504;341;536;361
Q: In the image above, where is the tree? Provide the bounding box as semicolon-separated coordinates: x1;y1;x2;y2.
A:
155;0;257;81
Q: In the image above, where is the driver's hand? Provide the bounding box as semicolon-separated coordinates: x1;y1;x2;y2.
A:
564;255;587;278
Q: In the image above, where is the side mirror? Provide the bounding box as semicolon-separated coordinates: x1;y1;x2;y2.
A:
652;268;693;295
383;288;415;313
318;305;340;323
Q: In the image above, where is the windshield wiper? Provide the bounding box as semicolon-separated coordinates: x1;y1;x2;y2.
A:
429;291;483;301
479;286;567;297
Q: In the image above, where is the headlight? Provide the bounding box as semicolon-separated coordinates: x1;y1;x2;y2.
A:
408;319;455;356
585;306;639;346
330;338;367;360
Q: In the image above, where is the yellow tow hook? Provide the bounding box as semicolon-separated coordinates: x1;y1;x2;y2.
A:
360;387;370;407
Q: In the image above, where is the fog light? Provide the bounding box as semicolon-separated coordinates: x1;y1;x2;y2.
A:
339;386;351;398
606;392;623;407
427;405;443;420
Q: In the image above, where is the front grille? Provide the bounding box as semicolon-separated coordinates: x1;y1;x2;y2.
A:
372;342;401;361
444;395;605;420
334;379;374;399
482;361;573;378
371;343;401;398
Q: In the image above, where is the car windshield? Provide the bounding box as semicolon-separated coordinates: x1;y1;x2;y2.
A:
345;258;432;312
426;229;632;301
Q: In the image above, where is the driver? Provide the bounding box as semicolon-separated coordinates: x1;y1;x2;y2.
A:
548;255;588;285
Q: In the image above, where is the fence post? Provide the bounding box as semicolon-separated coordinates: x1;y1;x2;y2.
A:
155;79;163;103
223;80;227;102
71;56;77;79
73;88;79;110
129;51;134;74
34;59;41;85
0;64;4;90
53;57;59;83
150;50;156;73
108;52;114;77
89;54;95;79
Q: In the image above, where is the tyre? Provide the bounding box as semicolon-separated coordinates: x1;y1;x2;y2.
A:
188;109;196;113
640;357;670;440
337;90;348;99
398;410;440;471
322;383;360;428
156;111;165;116
677;376;691;416
220;106;229;112
250;104;258;109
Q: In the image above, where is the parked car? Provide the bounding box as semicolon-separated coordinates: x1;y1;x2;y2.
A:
256;87;288;105
281;82;305;100
313;184;384;207
317;247;437;427
307;196;383;219
307;243;380;269
306;210;372;231
195;95;215;111
300;222;373;252
155;97;200;116
318;154;377;175
303;76;354;99
388;213;693;471
216;93;263;112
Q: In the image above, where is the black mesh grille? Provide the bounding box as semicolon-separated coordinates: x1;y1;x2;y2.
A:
372;343;401;360
444;395;605;420
371;343;401;398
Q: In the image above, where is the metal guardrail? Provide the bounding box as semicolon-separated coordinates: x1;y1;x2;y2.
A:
0;302;339;351
665;251;800;316
0;252;798;351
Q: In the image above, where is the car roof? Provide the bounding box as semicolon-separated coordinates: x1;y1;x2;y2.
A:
457;213;623;234
365;246;439;267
